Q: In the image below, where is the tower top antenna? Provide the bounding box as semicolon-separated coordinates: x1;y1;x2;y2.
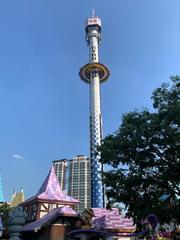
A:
92;9;95;18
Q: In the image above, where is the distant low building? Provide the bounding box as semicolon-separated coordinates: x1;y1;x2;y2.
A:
9;189;25;208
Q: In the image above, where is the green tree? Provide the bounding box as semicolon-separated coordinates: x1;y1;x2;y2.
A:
0;203;11;228
100;76;180;224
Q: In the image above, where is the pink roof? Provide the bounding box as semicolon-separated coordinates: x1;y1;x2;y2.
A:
23;166;79;205
92;208;135;230
23;206;82;232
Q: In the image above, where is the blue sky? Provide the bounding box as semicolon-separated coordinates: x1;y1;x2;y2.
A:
0;0;180;201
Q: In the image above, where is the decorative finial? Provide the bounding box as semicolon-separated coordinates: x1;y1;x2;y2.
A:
92;10;95;18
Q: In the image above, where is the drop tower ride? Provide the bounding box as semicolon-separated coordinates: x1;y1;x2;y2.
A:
79;12;110;208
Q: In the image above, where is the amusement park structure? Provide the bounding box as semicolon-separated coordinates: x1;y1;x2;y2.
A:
79;11;110;208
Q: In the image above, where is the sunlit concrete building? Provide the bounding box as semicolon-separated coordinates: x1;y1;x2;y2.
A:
68;155;91;212
53;159;67;190
53;156;91;212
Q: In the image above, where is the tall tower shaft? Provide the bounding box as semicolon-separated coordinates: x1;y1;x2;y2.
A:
0;174;4;203
79;13;110;208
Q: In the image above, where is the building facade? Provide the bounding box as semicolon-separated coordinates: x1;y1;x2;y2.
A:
53;156;91;212
53;159;67;191
68;155;91;212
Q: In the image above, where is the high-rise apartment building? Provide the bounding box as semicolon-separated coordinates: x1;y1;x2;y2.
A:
68;155;91;212
53;159;67;190
53;156;91;212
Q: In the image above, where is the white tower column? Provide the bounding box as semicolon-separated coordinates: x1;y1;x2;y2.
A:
79;13;110;208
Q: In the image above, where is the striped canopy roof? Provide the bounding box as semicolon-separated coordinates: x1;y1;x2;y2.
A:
92;208;135;231
67;208;136;238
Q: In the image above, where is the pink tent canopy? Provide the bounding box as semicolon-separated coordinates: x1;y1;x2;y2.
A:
22;166;79;205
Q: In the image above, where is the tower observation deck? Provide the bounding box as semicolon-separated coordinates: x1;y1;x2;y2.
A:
79;12;110;208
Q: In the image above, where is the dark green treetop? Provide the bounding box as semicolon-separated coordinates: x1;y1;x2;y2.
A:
0;203;12;228
100;76;180;224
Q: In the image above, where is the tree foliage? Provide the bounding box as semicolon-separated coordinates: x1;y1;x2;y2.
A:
0;203;11;228
100;76;180;224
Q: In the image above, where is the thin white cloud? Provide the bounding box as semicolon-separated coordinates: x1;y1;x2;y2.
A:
12;154;24;160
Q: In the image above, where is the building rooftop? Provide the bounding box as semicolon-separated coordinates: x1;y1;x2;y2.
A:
22;166;79;205
92;208;135;231
52;159;67;163
22;206;84;232
67;208;136;239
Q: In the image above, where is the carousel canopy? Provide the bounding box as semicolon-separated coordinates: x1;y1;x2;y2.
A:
92;208;135;231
